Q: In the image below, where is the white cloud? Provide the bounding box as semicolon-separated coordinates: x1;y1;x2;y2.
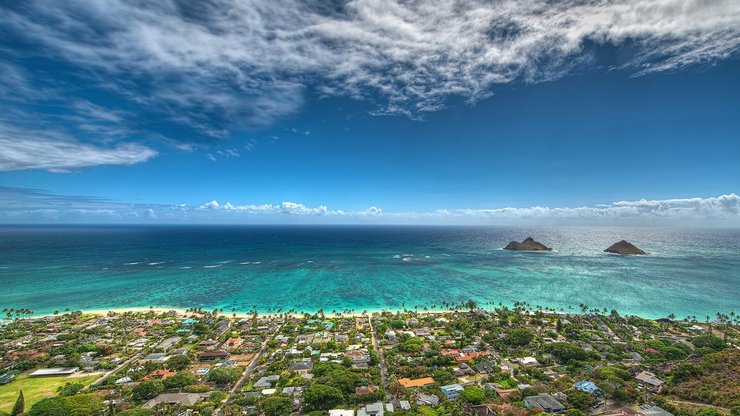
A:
3;188;736;225
0;122;157;172
1;0;737;130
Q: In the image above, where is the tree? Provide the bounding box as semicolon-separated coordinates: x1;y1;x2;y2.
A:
166;354;191;371
692;335;726;352
210;391;227;405
132;380;165;401
11;391;24;416
207;367;242;385
28;394;105;416
261;396;293;416
460;386;486;404
566;390;593;410
304;384;344;410
116;410;156;416
506;328;535;346
163;372;197;389
58;382;85;397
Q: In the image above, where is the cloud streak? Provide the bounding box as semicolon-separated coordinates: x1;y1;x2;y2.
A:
0;122;157;172
0;0;738;170
1;187;737;225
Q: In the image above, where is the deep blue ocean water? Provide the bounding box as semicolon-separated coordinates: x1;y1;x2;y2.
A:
0;225;738;319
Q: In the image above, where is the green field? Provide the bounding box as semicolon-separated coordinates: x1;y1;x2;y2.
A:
0;372;98;413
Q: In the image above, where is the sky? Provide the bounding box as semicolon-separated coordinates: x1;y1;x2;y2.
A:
0;0;739;225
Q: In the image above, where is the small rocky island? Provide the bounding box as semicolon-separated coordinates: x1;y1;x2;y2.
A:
504;237;552;251
604;240;646;255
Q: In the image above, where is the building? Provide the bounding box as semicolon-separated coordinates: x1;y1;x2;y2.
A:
254;375;280;389
29;367;79;377
142;393;206;409
416;394;440;406
635;371;664;391
639;405;674;416
399;377;435;388
574;381;599;394
289;362;314;373
199;350;230;361
441;384;464;399
524;394;566;413
329;410;355;416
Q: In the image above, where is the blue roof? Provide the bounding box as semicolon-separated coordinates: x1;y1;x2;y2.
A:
574;381;599;393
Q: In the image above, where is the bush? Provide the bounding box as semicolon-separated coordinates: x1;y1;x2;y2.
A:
132;380;165;401
461;386;486;404
58;382;85;397
163;372;197;389
692;335;726;352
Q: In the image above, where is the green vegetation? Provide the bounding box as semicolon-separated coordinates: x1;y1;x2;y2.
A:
28;394;104;416
0;374;98;414
304;384;344;410
663;349;739;408
261;396;293;416
132;380;165;401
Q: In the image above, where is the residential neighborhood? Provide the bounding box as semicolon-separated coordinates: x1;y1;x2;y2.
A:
0;305;737;416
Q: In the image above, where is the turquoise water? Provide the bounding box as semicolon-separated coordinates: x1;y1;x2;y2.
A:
0;225;738;319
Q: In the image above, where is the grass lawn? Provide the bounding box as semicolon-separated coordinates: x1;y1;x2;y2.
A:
0;372;98;413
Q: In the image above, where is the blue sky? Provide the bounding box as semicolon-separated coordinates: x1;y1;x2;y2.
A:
0;1;739;224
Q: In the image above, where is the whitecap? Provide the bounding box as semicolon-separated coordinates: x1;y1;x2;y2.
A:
179;266;192;270
402;257;412;262
392;255;401;259
124;262;140;265
239;262;252;265
148;262;164;266
204;265;221;269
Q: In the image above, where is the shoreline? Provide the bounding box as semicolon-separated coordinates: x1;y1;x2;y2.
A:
15;305;683;322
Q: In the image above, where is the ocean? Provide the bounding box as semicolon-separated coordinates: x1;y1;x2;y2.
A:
0;225;738;319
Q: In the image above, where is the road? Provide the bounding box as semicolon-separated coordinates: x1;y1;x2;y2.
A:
223;323;283;407
88;352;141;387
368;316;389;395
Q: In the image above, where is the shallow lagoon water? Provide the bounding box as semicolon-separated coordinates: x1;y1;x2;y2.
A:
0;225;738;318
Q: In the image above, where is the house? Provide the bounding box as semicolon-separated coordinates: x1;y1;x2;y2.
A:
142;393;206;409
29;367;79;377
199;350;230;361
519;356;539;366
441;384;464;399
156;336;182;351
635;371;664;391
416;394;440;406
398;401;411;410
144;369;176;381
329;410;356;416
638;405;674;416
467;405;496;416
289;362;314;373
574;381;599;394
358;402;384;416
254;375;280;389
223;337;244;350
399;377;434;388
114;376;133;385
356;385;379;395
524;394;566;413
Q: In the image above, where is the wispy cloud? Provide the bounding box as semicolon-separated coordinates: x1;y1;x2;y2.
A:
0;0;738;168
0;122;157;172
1;187;737;225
